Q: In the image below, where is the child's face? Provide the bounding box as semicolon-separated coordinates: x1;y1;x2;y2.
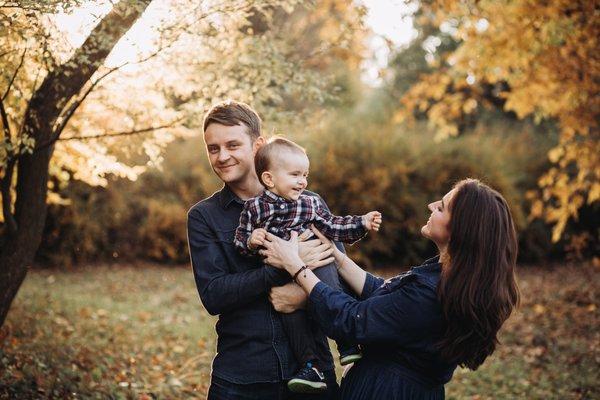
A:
268;151;309;201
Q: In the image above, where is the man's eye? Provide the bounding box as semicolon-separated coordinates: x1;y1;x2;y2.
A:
208;148;218;154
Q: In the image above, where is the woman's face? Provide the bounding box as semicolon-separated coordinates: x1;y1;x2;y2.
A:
421;189;455;250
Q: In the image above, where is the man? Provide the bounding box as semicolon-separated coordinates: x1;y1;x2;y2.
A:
187;100;340;399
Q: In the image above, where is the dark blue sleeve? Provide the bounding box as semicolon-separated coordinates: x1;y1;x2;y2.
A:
307;280;439;345
360;272;385;300
312;193;345;255
187;207;288;316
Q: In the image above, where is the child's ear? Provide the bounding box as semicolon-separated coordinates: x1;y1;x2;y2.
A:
261;171;274;188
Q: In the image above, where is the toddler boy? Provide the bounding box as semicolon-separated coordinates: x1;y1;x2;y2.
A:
234;137;382;394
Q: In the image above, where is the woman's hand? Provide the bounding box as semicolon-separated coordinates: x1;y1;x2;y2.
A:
260;231;304;275
310;225;344;265
298;237;335;269
269;283;307;313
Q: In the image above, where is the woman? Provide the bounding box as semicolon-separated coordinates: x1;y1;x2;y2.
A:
260;178;520;399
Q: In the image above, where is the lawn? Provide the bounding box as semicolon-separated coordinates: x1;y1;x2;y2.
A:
0;262;598;399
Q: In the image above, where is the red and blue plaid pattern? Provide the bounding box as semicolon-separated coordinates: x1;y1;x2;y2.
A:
234;190;367;255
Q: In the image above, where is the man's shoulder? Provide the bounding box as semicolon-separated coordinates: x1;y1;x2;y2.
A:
187;190;221;217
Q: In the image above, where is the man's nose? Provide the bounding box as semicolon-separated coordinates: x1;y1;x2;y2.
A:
217;149;230;162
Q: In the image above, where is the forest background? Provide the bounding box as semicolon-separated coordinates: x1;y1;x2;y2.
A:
0;0;598;398
5;0;596;269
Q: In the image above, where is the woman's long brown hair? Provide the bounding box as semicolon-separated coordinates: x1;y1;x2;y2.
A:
437;179;520;370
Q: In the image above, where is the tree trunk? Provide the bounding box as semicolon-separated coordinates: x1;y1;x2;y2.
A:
0;0;151;328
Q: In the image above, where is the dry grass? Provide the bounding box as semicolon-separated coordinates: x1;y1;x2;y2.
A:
1;262;598;399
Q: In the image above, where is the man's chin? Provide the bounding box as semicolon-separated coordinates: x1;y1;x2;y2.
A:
216;170;241;184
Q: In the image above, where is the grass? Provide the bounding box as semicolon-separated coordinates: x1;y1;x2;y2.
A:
0;262;598;399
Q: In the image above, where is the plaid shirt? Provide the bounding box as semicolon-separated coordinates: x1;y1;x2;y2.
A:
234;189;367;255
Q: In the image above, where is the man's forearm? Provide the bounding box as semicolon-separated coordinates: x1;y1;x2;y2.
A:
197;265;289;315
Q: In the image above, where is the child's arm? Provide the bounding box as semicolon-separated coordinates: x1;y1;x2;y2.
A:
312;197;382;244
234;201;261;256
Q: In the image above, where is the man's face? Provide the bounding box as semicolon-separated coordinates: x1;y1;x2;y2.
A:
204;123;258;185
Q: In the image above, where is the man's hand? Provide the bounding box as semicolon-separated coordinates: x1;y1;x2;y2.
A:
363;211;382;232
269;283;307;313
248;228;268;250
298;237;334;268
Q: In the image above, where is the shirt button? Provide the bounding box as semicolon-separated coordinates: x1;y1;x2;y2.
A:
356;314;361;319
280;204;285;209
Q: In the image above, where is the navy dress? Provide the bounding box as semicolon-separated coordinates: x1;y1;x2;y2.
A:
307;257;456;399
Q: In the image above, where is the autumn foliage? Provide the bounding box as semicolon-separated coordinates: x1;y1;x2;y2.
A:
398;0;599;243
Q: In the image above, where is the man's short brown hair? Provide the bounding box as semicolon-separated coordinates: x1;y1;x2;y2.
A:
203;100;262;140
255;137;307;187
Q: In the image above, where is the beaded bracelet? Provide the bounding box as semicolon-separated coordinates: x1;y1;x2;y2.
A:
292;265;308;283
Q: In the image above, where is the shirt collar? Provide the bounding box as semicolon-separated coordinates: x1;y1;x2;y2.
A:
262;189;294;203
219;185;245;209
412;255;442;273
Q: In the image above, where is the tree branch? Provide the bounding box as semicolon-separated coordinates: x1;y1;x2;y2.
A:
2;48;27;102
57;118;183;142
16;63;42;138
0;157;18;236
0;97;12;138
50;64;123;140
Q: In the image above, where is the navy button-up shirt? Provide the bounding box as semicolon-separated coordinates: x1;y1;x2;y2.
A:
307;256;456;391
187;185;335;384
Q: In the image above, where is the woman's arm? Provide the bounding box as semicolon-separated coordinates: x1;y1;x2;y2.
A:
310;226;368;297
306;278;438;344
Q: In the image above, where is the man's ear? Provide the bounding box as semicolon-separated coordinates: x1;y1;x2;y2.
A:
261;171;274;188
253;136;266;154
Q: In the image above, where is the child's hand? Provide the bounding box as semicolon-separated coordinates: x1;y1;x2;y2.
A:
248;228;268;250
363;211;382;232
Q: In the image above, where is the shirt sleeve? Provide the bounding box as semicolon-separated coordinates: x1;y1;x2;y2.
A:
360;272;385;300
312;193;346;255
307;279;439;345
188;207;289;316
233;201;257;256
311;196;367;244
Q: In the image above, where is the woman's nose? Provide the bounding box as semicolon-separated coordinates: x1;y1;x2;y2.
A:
427;202;435;212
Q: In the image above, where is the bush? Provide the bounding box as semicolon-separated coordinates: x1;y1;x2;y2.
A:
37;112;593;268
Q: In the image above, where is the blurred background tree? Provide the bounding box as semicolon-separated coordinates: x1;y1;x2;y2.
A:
397;0;599;245
0;0;362;327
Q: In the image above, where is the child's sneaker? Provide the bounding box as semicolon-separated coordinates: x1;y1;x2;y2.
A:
339;347;362;366
287;362;327;394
